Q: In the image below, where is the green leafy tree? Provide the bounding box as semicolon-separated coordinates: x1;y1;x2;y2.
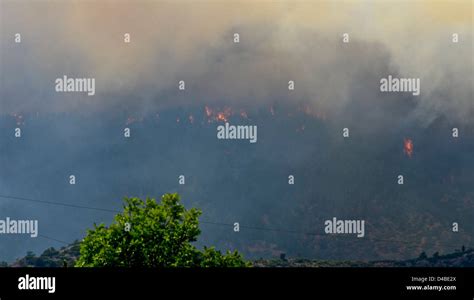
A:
76;193;250;267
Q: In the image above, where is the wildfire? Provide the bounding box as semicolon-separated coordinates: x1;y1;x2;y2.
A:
204;106;233;123
222;107;232;121
205;106;213;118
404;138;414;158
121;104;328;128
216;112;227;122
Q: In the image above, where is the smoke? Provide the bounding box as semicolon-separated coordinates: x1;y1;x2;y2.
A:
1;1;472;124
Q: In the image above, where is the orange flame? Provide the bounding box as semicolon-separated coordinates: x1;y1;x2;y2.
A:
404;138;414;158
216;112;227;122
204;105;232;123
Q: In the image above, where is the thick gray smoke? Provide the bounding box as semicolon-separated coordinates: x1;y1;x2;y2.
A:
1;1;472;123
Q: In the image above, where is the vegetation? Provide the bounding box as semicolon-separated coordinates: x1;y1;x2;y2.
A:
254;248;474;267
2;193;473;268
9;242;80;267
5;244;474;268
75;193;250;267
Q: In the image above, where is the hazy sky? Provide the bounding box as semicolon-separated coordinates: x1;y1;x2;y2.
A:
1;0;472;123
